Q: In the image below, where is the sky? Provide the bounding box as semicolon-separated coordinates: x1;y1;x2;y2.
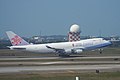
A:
0;0;120;37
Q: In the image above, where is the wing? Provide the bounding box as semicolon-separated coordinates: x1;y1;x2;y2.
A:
46;45;84;56
46;45;65;54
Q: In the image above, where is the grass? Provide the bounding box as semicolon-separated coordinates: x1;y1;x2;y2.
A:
0;72;120;80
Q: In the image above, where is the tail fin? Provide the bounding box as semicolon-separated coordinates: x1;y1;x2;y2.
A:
6;31;29;46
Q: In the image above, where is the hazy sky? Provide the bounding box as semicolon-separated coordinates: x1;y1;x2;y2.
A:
0;0;120;37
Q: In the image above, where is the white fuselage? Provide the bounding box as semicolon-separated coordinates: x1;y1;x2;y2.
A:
10;38;111;55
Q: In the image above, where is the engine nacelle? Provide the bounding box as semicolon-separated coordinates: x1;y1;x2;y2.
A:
65;49;73;54
65;49;83;54
74;49;83;54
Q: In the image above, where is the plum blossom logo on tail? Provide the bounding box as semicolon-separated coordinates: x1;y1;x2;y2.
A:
11;35;22;45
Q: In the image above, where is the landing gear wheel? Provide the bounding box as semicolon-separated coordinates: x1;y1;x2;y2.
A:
59;54;70;57
99;49;102;54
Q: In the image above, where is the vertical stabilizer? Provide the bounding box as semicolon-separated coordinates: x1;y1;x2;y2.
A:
6;31;29;46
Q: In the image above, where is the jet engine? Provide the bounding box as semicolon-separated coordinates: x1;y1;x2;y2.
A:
74;49;83;54
65;49;83;54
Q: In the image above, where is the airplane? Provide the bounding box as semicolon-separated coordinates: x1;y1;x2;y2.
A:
6;31;111;56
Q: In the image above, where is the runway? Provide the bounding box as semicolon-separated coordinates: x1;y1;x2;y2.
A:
0;61;120;66
0;56;120;73
0;56;120;60
0;64;120;73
